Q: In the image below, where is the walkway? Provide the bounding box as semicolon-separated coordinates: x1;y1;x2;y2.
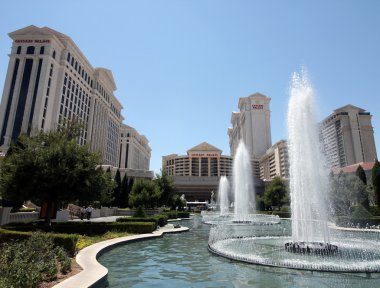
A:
54;222;189;288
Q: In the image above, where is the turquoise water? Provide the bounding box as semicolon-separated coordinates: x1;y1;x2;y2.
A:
98;217;380;287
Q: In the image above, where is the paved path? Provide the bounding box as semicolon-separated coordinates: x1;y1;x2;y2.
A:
54;223;189;288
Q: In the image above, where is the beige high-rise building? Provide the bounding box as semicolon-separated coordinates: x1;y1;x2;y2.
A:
0;25;123;167
119;124;151;171
319;104;377;168
228;93;272;176
259;139;289;180
162;142;233;201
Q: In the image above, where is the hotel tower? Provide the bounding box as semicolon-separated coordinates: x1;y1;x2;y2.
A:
0;25;123;167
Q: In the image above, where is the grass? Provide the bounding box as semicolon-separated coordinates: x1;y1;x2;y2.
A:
76;231;135;250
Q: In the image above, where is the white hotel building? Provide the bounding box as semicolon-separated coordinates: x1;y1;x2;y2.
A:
162;142;233;201
228;93;272;177
319;104;377;169
0;25;152;177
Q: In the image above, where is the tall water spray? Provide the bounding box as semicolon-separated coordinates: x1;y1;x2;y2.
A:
233;141;255;221
287;70;330;244
218;176;230;216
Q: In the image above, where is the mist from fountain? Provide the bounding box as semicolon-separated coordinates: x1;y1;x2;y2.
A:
287;69;330;245
218;176;230;216
233;141;255;222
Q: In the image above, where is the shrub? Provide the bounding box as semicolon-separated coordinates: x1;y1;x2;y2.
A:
352;205;373;219
272;211;291;218
107;222;156;233
0;228;78;256
117;215;168;227
0;232;71;287
369;205;380;216
116;217;156;223
164;211;178;219
134;206;146;218
177;211;190;218
154;214;168;227
335;216;380;227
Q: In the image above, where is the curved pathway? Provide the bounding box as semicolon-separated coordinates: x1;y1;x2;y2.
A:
54;224;189;288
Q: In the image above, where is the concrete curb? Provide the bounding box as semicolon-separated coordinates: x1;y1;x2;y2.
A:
54;224;189;288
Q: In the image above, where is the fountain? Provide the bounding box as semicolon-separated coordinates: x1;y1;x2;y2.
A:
218;176;230;216
201;142;279;225
208;69;380;273
285;69;336;254
233;141;255;222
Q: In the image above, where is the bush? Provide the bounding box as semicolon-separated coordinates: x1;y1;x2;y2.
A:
272;211;291;218
369;205;380;216
154;214;168;227
117;215;168;227
164;211;178;219
2;221;157;237
0;228;78;256
352;205;373;219
134;206;146;218
0;232;71;287
176;211;190;218
116;217;156;223
335;216;380;227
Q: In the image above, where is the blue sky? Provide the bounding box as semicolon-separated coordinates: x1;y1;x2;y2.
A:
1;0;379;174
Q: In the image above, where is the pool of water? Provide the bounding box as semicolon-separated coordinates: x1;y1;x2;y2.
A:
98;217;380;287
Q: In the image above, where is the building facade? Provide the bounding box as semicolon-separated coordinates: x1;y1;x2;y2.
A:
228;93;272;176
118;123;153;178
259;139;289;180
0;25;123;167
319;105;377;169
162;142;233;201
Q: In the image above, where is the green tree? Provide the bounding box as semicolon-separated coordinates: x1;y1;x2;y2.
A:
372;160;380;209
128;179;161;209
0;128;104;224
119;174;129;208
112;169;122;207
155;169;175;207
356;165;370;210
329;173;365;217
96;167;115;207
262;177;289;210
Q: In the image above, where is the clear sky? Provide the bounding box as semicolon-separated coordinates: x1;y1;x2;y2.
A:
1;0;379;174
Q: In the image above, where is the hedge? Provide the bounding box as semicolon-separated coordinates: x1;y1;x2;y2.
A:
164;211;190;219
272;212;291;218
116;215;168;227
335;217;380;228
0;229;78;255
3;221;157;235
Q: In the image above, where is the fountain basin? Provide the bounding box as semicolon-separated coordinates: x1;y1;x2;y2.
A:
208;220;380;273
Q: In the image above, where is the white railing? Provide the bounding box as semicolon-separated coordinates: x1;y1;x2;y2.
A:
9;212;39;223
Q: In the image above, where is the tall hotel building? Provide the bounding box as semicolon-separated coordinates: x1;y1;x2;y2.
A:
162;142;232;201
0;25;123;167
259;139;289;180
228;93;272;177
319;104;377;169
118;124;153;179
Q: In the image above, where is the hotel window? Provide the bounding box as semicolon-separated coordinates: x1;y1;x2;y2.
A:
67;52;71;62
26;46;35;54
52;50;56;59
40;46;44;55
16;46;21;54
